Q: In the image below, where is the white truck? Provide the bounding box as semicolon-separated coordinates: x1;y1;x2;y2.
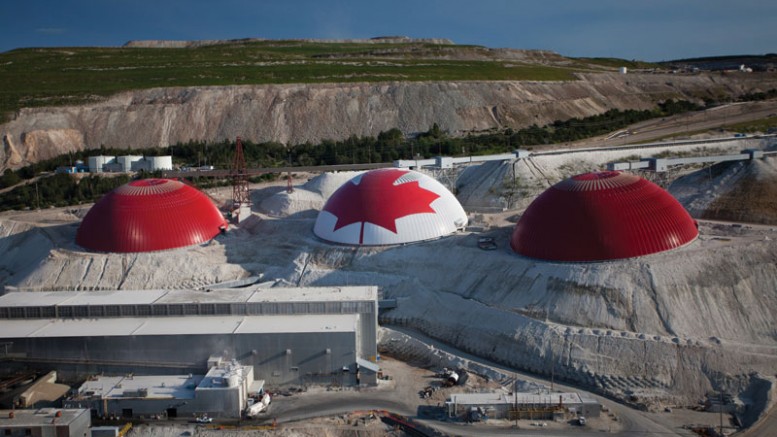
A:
245;393;272;418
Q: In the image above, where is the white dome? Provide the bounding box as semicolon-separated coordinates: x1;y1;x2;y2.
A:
314;169;468;245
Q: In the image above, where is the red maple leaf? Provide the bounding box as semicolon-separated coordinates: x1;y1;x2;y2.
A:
323;169;440;243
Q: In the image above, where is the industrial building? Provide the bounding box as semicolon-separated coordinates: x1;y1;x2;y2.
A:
87;155;173;173
0;408;91;437
314;168;468;245
63;357;257;419
446;392;600;421
0;286;379;389
607;148;769;172
510;171;698;261
75;178;227;253
10;371;70;409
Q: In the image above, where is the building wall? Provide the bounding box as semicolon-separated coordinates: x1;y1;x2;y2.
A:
357;310;378;361
192;388;241;418
66;388;241;419
67;409;91;437
0;410;90;437
6;331;357;385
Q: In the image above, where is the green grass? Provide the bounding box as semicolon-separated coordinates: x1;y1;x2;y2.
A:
0;40;577;121
678;115;777;138
570;57;659;70
723;116;777;133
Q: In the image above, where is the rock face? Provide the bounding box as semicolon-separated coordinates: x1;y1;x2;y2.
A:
3;72;777;171
124;37;456;48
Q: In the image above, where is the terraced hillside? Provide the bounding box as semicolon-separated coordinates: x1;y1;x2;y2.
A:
2;39;777;171
0;39;578;120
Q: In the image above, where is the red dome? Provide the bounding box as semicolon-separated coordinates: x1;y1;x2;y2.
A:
510;171;698;261
76;179;227;253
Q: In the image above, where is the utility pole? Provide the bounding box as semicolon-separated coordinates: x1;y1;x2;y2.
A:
514;380;518;429
719;391;724;436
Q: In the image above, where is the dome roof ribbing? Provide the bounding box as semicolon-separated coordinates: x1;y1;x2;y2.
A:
510;171;698;261
76;179;227;253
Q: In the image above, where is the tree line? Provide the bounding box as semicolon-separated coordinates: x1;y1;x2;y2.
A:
0;99;703;211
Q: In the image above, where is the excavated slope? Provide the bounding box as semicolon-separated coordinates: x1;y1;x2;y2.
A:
3;72;777;170
670;157;777;225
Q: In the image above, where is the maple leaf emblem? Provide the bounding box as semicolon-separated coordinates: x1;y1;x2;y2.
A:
323;169;441;244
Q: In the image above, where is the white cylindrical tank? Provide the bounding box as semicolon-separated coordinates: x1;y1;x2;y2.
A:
148;155;173;171
619;66;628;74
88;155;115;173
117;155;143;172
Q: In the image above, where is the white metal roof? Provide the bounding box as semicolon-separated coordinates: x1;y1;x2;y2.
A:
0;290;167;307
1;314;359;338
77;374;203;399
63;290;168;306
449;392;510;404
1;318;52;337
0;408;89;426
449;392;584;406
244;286;377;303
155;289;254;304
0;286;377;307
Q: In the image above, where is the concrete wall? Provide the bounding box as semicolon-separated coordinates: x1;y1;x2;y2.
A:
358;311;378;361
69;408;92;437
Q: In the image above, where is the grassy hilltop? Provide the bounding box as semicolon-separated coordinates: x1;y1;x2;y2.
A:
0;40;585;121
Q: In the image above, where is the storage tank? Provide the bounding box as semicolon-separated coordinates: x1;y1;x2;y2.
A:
148;155;173;171
116;155;143;172
88;155;115;173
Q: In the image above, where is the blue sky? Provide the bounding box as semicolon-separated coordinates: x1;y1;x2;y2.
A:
1;0;775;60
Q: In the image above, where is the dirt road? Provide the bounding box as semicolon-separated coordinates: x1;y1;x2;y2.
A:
560;100;777;149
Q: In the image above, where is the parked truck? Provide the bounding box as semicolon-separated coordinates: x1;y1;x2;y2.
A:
245;393;272;418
